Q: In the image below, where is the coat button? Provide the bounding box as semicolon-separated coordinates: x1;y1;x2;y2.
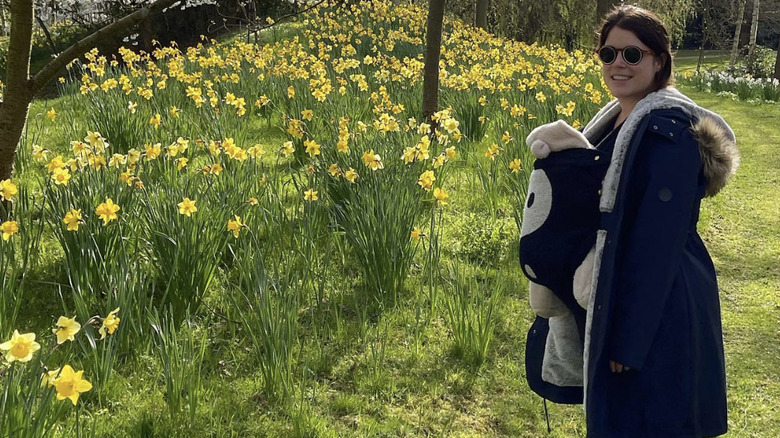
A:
670;132;674;137
653;125;658;130
659;187;673;202
594;156;600;161
671;119;677;124
597;304;602;311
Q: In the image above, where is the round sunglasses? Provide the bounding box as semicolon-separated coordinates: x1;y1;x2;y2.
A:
597;45;654;65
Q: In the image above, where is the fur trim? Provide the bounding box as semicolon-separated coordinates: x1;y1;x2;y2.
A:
691;117;740;197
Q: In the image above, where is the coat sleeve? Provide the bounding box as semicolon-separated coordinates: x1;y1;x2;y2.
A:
608;115;701;370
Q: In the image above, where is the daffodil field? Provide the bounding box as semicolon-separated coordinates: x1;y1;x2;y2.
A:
0;1;617;435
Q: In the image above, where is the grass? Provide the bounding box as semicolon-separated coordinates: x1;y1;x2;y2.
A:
689;89;780;437
15;86;778;437
674;50;733;74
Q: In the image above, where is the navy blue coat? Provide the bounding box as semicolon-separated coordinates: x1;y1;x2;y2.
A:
523;91;739;438
585;108;729;437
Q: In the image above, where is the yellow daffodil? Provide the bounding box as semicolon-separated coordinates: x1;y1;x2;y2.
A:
149;113;161;129
227;215;242;238
411;227;422;240
304;188;318;201
51;169;70;186
32;145;49;162
209;163;223;175
1;220;19;241
248;197;259;206
144;143;162;160
178;197;197;217
0;179;18;201
0;330;40;363
281;141;295;157
509;159;523;173
54;365;92;405
53;316;81;344
108;154;126;168
433;187;449;205
344;168;358;183
301;109;314;121
46;108;58;121
41;368;60;388
63;209;82;231
362;149;384;171
485;143;500;160
95;198;120;225
304;139;321;157
417;170;435;191
247;145;264;159
99;308;120;339
47;156;65;173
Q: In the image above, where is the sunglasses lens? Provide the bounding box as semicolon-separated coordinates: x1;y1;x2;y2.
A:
599;46;617;64
623;46;643;64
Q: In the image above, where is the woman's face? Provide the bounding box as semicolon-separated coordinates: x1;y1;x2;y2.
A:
601;26;663;106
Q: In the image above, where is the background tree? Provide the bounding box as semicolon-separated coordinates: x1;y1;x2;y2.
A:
596;0;619;25
747;0;760;73
475;0;488;29
731;0;747;67
691;0;735;72
422;0;446;122
0;0;181;180
775;35;780;78
447;0;699;50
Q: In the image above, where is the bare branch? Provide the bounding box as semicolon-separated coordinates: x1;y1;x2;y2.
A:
34;13;56;53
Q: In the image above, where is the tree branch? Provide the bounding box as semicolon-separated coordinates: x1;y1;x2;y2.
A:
34;13;56;54
29;0;180;95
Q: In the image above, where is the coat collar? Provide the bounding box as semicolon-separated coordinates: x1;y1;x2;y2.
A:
582;87;739;213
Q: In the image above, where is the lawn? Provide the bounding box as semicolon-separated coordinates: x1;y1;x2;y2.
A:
3;3;779;437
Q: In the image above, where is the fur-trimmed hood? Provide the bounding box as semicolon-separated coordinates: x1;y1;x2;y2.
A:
691;116;740;197
583;87;739;212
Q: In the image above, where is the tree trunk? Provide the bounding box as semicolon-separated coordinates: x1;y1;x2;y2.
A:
0;0;35;181
0;0;181;181
774;36;780;80
697;7;707;74
422;0;446;123
730;0;746;67
747;0;759;67
475;0;488;30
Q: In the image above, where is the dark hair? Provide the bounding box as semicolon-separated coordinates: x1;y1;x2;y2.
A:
597;5;674;90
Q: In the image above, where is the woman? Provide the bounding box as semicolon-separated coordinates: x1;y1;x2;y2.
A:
522;5;739;437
